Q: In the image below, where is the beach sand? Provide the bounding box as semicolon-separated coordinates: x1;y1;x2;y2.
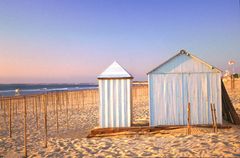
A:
1;81;240;157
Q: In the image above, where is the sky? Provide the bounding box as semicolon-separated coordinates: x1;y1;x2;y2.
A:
0;0;240;83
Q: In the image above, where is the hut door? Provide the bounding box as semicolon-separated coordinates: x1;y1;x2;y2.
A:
182;73;201;125
162;74;186;125
184;73;209;125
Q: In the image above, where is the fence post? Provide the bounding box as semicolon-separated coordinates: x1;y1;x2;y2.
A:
44;94;48;148
56;93;59;133
77;92;79;110
213;103;218;132
91;90;94;105
187;102;191;135
210;103;215;132
39;96;41;119
12;100;15;120
53;93;56;115
16;99;18;116
9;99;12;138
66;92;69;129
35;97;38;129
14;99;17;117
0;96;2;110
82;91;84;108
94;90;97;105
71;92;73;111
4;99;6;123
32;97;34;116
60;92;62;111
24;97;27;157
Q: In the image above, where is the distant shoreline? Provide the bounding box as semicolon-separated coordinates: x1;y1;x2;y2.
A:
0;83;98;97
0;81;147;97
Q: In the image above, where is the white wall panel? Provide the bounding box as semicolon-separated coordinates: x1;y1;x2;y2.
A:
149;73;222;126
99;79;132;128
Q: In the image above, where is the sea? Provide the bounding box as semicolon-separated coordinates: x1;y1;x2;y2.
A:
0;83;98;97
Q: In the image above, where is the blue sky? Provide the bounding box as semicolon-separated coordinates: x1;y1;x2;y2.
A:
0;0;239;83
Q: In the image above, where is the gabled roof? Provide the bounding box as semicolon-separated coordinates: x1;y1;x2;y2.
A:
147;49;222;74
98;61;133;79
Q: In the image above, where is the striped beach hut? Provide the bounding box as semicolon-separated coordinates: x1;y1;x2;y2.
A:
98;61;133;128
148;50;222;126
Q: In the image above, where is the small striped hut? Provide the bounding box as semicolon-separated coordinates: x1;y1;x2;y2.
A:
98;61;133;128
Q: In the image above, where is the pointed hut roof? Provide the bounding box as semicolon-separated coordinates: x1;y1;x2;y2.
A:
98;61;133;79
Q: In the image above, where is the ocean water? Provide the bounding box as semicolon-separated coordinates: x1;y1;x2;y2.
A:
0;83;98;97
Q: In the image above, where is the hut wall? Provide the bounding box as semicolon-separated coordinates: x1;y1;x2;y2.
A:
99;79;132;128
149;55;222;126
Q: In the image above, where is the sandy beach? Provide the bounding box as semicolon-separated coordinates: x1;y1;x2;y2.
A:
1;0;239;157
1;81;240;157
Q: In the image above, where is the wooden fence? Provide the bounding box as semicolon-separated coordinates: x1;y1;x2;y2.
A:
0;85;148;157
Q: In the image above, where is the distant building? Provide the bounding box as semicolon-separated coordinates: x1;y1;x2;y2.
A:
98;61;133;128
148;50;222;126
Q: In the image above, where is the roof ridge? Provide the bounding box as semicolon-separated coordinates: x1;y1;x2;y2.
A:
147;49;222;74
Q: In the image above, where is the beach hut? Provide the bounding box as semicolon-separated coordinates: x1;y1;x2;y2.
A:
148;50;222;126
98;61;133;128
